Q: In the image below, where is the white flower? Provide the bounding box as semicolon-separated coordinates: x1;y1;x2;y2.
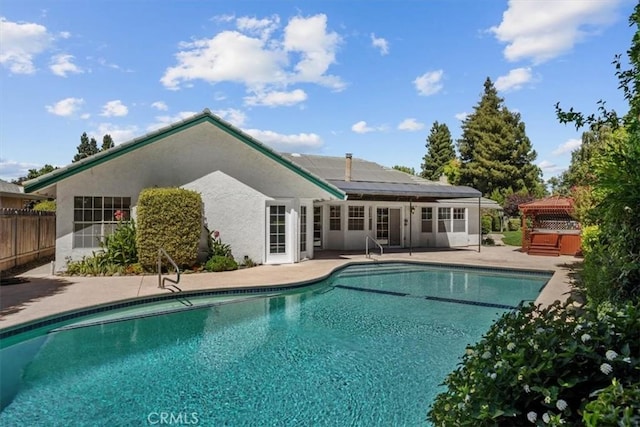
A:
527;411;537;423
600;363;613;375
574;324;583;332
523;384;531;393
464;394;471;403
605;350;618;361
542;412;550;423
507;342;516;351
623;357;631;363
490;372;497;380
482;351;492;359
544;396;552;404
556;399;568;411
494;361;504;369
581;333;591;343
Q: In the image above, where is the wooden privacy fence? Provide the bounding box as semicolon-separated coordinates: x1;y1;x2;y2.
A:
0;209;55;272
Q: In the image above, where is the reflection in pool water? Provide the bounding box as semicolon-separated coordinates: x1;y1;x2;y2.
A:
0;263;549;426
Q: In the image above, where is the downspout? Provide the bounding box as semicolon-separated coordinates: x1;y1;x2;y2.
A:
478;196;481;252
409;200;413;256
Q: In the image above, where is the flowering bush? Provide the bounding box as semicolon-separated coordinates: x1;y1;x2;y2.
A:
428;300;640;426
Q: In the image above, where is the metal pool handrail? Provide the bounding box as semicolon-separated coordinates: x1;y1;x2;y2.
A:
158;248;181;289
365;235;384;258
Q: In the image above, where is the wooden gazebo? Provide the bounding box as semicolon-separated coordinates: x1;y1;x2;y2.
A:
519;196;581;256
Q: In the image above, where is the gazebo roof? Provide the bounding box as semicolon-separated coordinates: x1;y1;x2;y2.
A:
519;196;574;213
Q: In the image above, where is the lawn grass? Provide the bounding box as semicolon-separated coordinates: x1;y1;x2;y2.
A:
501;230;522;246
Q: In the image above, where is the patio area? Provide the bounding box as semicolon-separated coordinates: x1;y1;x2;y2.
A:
0;245;581;329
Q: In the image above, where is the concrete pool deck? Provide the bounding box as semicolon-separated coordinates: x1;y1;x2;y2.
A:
0;245;581;329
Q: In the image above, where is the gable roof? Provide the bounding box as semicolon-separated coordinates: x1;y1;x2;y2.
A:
282;153;481;199
23;110;346;200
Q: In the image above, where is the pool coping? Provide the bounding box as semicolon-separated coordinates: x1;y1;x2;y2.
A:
0;260;554;343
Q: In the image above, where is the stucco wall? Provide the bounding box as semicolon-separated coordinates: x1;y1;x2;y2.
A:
183;171;266;265
52;121;337;270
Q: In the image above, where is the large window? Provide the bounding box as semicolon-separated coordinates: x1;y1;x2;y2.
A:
73;196;131;248
453;208;466;232
421;207;433;232
299;206;307;252
329;205;341;231
348;206;365;230
438;207;451;233
269;205;286;254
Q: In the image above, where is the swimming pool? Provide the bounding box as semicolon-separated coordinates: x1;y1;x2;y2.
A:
0;262;550;426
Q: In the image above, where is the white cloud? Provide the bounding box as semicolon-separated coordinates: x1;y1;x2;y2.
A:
244;128;323;150
50;53;82;77
95;123;140;145
553;138;582;155
0;17;54;74
100;100;128;117
45;97;84;117
161;14;344;97
151;101;168;111
351;121;374;134
414;70;444;96
213;108;247;127
398;118;424;131
455;112;469;121
245;89;307;107
495;67;533;92
0;158;42;181
236;15;280;40
490;0;623;64
146;111;199;132
371;33;389;55
538;159;565;175
283;14;343;89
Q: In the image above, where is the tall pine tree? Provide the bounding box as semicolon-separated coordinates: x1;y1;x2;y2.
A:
73;132;99;162
458;78;543;197
101;134;114;151
421;121;455;181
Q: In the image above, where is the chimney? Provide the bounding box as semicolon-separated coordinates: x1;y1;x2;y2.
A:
345;153;352;182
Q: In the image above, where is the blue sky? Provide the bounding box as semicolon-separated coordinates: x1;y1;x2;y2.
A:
0;0;635;183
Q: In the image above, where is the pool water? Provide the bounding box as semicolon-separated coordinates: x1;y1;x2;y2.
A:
0;263;549;426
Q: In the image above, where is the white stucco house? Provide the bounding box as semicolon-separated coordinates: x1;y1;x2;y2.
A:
24;110;492;272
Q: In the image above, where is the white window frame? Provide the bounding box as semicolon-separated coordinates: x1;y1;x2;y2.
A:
73;196;131;248
348;205;365;231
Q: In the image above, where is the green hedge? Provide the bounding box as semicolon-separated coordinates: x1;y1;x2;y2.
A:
136;188;202;269
428;300;640;426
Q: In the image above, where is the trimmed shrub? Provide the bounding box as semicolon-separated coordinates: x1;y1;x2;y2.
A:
508;218;521;231
204;255;238;272
33;200;56;211
481;215;492;235
136;188;202;270
428;300;640;426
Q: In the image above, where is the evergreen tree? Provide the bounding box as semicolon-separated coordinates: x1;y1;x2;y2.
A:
458;78;543;197
73;132;99;162
392;165;415;175
421;121;455;181
101;134;114;151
